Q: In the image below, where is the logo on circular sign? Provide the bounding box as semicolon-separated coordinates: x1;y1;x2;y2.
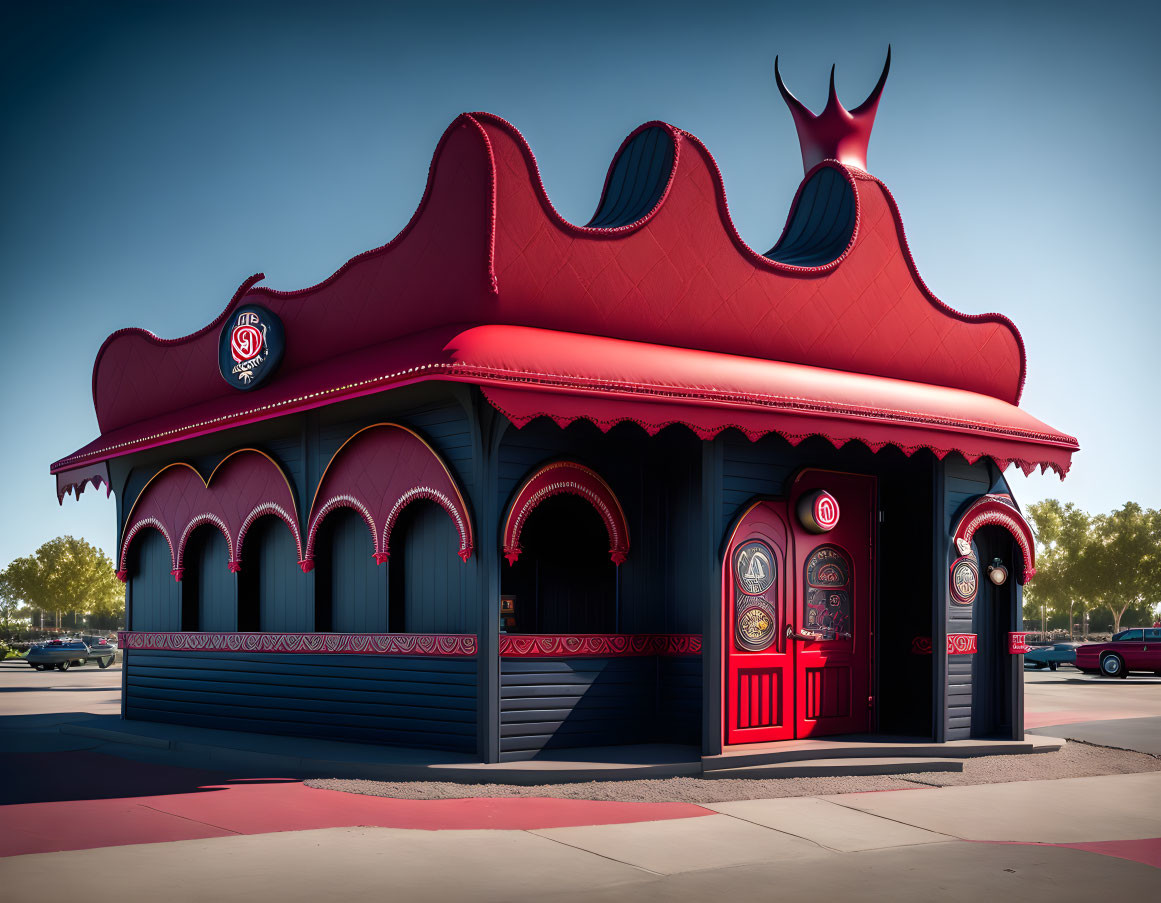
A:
797;490;840;533
218;305;284;391
734;540;776;596
736;598;778;652
950;556;979;605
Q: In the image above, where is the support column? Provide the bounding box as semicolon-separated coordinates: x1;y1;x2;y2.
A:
700;439;724;757
931;458;948;742
470;394;507;763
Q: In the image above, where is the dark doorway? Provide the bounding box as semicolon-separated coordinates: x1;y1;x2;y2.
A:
972;527;1019;738
500;494;617;634
876;466;934;738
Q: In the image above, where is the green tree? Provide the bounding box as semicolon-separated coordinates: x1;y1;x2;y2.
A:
0;573;34;633
1028;501;1161;637
1085;503;1160;634
2;536;124;631
1026;500;1094;638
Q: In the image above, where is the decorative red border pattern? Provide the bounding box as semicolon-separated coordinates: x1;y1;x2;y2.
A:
496;631;696;654
118;631;477;657
498;634;701;657
947;633;978;655
1008;632;1032;654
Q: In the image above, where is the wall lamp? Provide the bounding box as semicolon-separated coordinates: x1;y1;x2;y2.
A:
987;558;1008;586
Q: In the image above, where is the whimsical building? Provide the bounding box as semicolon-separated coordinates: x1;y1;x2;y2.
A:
52;54;1076;763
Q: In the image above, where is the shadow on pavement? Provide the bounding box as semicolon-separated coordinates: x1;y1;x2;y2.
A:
0;748;297;804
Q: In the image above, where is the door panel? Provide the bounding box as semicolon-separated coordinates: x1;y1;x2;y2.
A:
724;503;793;744
789;471;875;739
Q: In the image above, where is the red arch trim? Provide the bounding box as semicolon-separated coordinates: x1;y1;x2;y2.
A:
952;494;1036;583
502;461;629;566
118;450;302;581
303;424;473;569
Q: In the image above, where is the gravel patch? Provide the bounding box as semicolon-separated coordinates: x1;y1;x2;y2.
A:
306;740;1161;803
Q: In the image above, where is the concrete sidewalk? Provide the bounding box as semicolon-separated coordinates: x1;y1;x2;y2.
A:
2;773;1158;901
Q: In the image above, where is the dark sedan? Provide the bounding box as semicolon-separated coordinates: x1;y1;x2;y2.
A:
1024;643;1078;670
26;638;116;671
1075;628;1161;678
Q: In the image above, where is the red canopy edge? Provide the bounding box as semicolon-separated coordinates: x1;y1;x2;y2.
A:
52;325;1077;481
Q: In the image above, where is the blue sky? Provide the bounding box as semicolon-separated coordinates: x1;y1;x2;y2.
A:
1;0;1158;566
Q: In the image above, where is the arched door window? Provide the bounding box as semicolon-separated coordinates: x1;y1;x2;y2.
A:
802;544;853;640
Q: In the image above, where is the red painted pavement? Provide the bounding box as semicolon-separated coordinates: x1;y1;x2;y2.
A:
1;778;713;857
979;838;1161;870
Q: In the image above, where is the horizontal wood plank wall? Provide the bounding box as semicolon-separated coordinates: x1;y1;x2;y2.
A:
658;656;703;746
499;656;702;760
124;651;477;752
944;458;990;740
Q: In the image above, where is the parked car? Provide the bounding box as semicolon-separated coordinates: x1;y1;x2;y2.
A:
1024;643;1078;670
25;638;116;671
1074;628;1161;678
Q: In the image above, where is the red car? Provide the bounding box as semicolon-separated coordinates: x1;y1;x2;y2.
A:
1075;628;1161;678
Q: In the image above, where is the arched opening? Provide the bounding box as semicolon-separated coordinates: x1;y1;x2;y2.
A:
238;514;310;632
181;524;234;631
388;500;469;633
500;494;618;634
127;528;179;631
314;507;384;633
971;525;1021;739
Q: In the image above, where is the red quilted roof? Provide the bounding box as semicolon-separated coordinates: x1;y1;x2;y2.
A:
53;111;1076;484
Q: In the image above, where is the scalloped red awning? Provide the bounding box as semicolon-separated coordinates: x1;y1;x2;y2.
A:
51;324;1077;487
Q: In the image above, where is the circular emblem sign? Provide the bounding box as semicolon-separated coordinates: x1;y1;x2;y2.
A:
218;305;285;391
734;541;776;596
736;599;778;652
950;556;979;605
797;490;840;533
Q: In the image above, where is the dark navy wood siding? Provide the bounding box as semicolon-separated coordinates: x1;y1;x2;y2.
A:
243;516;312;632
318;508;385;633
128;528;180;631
392;500;472;633
659;656;703;746
499;655;702;760
943;458;991;740
187;526;236;631
124;651;477;752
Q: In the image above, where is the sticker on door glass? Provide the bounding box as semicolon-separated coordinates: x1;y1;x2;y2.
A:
736;596;778;652
804;545;852;640
734;541;776;595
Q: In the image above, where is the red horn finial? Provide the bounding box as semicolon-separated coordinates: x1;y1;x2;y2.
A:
775;46;891;174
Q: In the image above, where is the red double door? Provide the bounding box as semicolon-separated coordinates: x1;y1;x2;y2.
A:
724;470;875;744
